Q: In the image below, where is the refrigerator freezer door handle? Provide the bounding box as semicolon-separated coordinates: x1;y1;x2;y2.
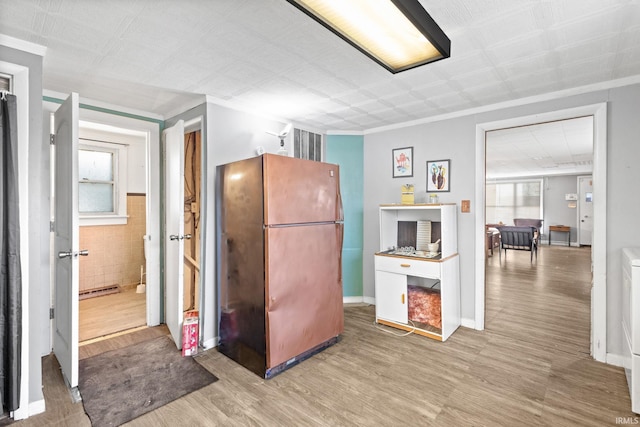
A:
336;190;344;222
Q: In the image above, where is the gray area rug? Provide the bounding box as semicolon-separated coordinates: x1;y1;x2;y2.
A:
78;335;217;427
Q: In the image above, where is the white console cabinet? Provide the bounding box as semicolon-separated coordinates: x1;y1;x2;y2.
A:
623;248;640;414
374;204;460;341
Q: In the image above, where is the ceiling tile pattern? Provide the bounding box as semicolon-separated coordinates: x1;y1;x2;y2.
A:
486;116;594;179
1;0;639;134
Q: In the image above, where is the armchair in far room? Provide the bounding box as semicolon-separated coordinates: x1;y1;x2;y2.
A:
513;218;543;245
498;226;538;262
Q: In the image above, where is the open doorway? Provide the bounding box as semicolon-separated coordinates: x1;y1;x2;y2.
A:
482;117;595;353
48;94;162;391
183;129;202;315
163;117;204;350
76;123;149;342
47;96;162;391
474;103;607;362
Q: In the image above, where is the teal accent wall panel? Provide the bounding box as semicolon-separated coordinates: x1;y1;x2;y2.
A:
326;135;363;297
342;249;363;298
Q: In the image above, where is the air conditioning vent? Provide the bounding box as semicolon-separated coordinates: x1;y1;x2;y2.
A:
293;128;323;162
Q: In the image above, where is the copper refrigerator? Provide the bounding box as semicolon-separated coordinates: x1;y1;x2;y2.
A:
216;154;344;378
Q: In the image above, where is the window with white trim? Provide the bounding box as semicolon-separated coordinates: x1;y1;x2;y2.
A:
0;73;11;92
486;179;543;225
293;128;323;162
79;140;127;225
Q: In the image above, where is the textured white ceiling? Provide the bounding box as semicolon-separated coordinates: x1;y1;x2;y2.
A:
1;0;639;175
486;116;594;179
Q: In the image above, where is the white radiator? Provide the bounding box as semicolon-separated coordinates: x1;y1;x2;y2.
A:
622;247;640;414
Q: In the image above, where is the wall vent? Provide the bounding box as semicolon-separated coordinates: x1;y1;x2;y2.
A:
79;285;121;300
293;128;323;162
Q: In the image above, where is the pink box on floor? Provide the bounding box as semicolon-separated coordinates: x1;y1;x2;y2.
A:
182;311;199;357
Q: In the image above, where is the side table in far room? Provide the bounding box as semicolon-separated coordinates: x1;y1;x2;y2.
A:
548;225;570;247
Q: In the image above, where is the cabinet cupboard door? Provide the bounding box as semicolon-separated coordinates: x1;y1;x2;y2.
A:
375;270;408;324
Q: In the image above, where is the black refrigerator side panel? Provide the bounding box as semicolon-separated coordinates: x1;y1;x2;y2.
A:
217;156;267;376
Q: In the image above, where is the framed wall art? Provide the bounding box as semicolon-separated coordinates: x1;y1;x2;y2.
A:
392;147;413;178
427;159;450;192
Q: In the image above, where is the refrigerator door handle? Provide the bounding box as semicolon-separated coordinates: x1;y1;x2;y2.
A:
336;190;344;222
337;223;344;284
220;235;230;309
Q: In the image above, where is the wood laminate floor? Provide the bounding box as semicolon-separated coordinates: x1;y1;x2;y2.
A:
79;286;146;342
13;245;635;426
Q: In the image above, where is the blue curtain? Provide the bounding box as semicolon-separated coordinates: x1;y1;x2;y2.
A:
0;92;22;413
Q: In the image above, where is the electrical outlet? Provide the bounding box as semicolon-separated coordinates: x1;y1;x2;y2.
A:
461;200;470;213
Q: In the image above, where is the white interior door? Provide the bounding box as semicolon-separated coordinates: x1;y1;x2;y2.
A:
578;176;593;246
52;93;80;388
164;120;185;348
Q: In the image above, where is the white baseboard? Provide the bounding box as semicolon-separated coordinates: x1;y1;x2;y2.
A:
363;296;376;305
202;337;218;350
29;399;46;417
606;353;626;368
461;318;476;329
11;398;45;421
544;240;576;247
10;408;28;421
343;296;364;304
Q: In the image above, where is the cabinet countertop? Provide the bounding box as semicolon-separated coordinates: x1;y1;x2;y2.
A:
380;203;457;207
375;251;459;263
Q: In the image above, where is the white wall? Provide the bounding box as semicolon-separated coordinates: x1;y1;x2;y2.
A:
606;84;640;356
127;141;146;193
364;115;478;325
78;127;147;194
363;83;640;357
543;174;582;244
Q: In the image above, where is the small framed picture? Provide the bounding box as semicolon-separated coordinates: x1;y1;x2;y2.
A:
392;147;413;178
427;159;450;192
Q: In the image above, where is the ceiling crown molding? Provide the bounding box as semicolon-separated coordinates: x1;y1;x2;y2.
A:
0;34;47;56
363;74;640;135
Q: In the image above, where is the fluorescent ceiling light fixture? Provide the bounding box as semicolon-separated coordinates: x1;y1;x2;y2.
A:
287;0;451;73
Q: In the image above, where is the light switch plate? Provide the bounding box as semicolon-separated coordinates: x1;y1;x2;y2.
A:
461;200;470;213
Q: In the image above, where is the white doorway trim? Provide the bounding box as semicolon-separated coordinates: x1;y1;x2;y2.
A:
576;175;594;247
474;102;607;362
183;116;205;328
0;59;35;420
